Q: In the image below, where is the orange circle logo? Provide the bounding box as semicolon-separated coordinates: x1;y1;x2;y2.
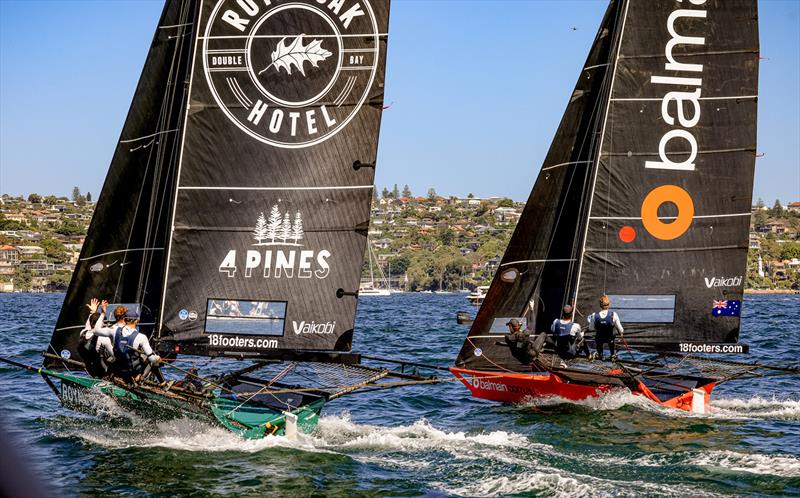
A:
640;185;694;241
619;225;636;243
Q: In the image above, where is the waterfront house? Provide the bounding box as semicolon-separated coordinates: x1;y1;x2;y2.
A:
787;201;800;213
0;244;19;263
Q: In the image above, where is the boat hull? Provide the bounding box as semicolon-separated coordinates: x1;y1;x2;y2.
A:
52;370;324;439
450;367;715;413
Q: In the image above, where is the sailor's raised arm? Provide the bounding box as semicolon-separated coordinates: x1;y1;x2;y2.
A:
91;314;116;337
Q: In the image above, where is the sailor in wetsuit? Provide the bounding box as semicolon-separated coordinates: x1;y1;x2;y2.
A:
93;309;162;383
550;305;591;365
77;298;115;378
115;310;163;383
504;318;537;365
587;295;624;361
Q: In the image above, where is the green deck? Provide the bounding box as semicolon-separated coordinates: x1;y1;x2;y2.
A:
43;368;324;440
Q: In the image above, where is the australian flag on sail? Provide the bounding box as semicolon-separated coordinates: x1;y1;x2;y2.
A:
712;300;741;317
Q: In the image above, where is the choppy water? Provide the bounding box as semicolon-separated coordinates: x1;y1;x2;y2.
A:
1;293;799;497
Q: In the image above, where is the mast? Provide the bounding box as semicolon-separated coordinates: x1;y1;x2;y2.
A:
569;0;631;307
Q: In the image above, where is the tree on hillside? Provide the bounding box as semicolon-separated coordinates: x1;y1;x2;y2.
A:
427;188;437;200
40;239;69;262
14;268;33;291
43;195;58;205
56;221;85;236
72;187;81;203
387;255;410;276
779;243;800;261
0;215;25;231
753;208;768;226
498;198;514;207
438;228;455;246
756;198;765;209
391;184;400;199
402;185;412;198
28;193;42;204
86;192;92;202
76;194;87;207
467;193;475;199
771;199;783;217
381;187;390;199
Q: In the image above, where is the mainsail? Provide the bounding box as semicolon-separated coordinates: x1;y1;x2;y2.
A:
456;0;758;371
46;0;390;367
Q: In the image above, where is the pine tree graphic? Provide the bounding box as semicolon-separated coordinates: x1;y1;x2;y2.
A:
291;211;304;244
253;212;268;245
281;211;292;243
266;205;282;243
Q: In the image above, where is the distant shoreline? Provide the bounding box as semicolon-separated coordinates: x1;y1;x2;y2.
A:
744;288;799;295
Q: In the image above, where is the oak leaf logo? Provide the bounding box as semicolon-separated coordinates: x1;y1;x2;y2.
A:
258;34;333;77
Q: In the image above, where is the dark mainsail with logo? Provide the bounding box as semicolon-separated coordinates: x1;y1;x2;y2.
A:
45;0;196;368
456;0;758;371
46;0;390;367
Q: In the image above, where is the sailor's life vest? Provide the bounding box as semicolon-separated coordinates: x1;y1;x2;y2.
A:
505;332;541;365
552;321;579;359
113;327;142;380
594;311;616;341
78;334;107;378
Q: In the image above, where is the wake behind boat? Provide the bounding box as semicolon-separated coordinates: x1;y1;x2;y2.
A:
451;0;798;412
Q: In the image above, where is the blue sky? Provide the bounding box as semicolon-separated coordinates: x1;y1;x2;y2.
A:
1;0;798;203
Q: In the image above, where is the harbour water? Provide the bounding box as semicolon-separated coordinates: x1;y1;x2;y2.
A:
0;292;798;497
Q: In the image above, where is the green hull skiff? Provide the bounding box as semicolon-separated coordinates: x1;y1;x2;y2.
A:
43;368;324;440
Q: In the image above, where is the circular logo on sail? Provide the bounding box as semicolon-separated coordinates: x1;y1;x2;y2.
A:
203;0;380;148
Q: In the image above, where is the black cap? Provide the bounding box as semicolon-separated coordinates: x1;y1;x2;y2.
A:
125;310;140;320
506;318;521;327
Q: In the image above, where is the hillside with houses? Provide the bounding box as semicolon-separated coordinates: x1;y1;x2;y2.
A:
1;187;799;292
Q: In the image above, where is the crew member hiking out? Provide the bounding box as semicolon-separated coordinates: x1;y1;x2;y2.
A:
587;295;624;361
550;304;591;366
77;298;115;378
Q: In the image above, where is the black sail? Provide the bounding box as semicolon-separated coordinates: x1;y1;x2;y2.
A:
45;0;196;368
455;1;625;371
157;0;391;357
574;0;759;350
